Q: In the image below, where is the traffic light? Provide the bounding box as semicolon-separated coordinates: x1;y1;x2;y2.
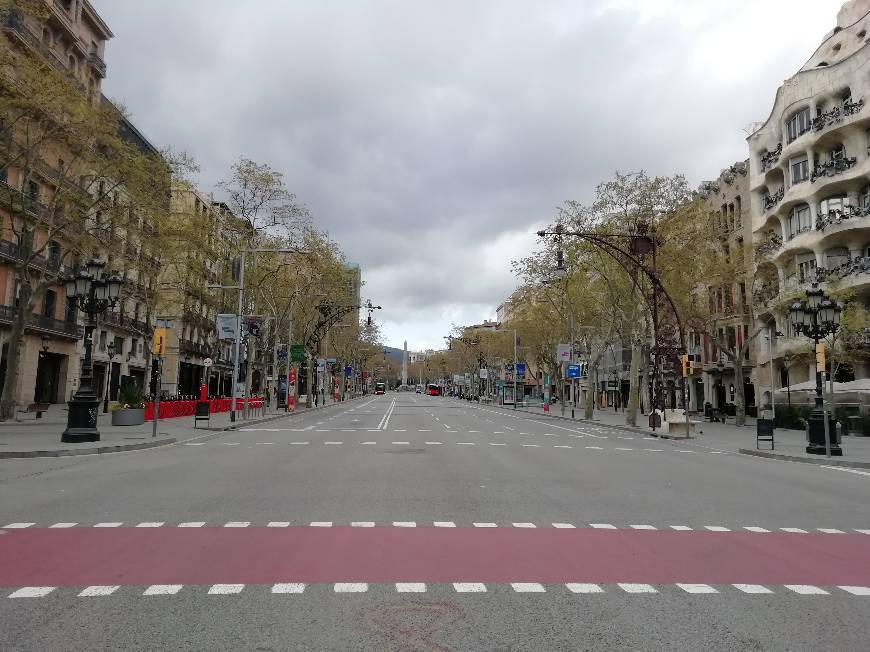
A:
680;354;690;378
151;328;167;355
816;342;826;373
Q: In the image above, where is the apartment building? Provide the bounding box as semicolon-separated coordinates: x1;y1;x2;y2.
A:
749;0;870;399
0;0;166;410
694;160;755;412
157;186;242;397
2;0;111;103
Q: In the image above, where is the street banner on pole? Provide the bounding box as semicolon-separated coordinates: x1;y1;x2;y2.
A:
216;314;237;340
566;364;581;379
556;343;571;363
515;362;526;376
291;344;305;363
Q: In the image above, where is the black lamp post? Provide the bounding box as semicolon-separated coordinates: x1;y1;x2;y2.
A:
61;258;123;443
102;341;115;413
788;284;842;456
540;223;687;430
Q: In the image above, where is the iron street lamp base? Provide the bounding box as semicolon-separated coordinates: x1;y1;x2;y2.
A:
806;413;842;456
61;397;101;443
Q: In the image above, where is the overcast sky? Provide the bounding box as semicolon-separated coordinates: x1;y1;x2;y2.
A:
98;0;843;351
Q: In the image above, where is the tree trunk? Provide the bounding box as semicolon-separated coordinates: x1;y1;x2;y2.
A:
585;356;598;420
638;348;649;415
733;351;746;427
244;337;256;418
305;351;314;408
625;337;642;426
0;281;34;421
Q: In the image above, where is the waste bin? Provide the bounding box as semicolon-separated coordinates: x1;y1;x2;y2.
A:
847;415;865;437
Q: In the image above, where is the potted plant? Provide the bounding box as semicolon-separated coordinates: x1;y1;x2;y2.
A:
110;385;146;426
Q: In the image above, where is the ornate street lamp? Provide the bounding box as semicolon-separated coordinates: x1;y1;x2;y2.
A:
538;222;686;430
61;258;124;442
787;284;842;456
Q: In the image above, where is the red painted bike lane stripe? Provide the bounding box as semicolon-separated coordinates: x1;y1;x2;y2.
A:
1;528;868;587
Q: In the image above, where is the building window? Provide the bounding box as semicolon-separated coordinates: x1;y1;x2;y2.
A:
791;156;809;183
43;290;56;319
787;204;811;238
99;331;107;352
797;254;817;283
65;296;77;323
47;240;61;267
26;180;39;201
786;108;811;143
113;336;124;355
819;195;847;218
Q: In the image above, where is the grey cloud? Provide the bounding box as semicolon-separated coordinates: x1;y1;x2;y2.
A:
97;0;841;348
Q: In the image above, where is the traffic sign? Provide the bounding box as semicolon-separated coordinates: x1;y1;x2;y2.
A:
516;362;526;376
203;357;213;368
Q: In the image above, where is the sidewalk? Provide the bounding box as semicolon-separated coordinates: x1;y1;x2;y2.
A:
0;395;355;459
481;398;870;469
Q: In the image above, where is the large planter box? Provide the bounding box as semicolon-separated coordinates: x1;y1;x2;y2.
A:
111;408;145;426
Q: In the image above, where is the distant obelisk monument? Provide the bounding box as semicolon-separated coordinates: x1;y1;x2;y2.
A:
402;340;408;387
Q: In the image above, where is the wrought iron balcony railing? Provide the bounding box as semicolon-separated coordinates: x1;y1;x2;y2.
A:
814;256;870;283
815;203;870;231
762;187;784;211
760;143;782;172
0;304;81;339
87;51;106;78
813;98;865;132
756;234;782;256
811;153;857;182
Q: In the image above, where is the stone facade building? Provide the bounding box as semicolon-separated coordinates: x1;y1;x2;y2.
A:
748;0;870;400
695;160;755;413
0;0;163;411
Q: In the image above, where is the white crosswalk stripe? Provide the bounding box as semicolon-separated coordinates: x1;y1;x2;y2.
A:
144;584;183;596
78;585;120;597
8;587;55;598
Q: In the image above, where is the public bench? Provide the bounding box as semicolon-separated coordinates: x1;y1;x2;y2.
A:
16;403;50;420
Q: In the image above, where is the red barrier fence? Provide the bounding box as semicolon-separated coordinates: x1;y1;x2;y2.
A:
144;397;265;421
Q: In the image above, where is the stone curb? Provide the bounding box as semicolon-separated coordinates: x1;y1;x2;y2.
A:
0;437;177;459
738;448;870;469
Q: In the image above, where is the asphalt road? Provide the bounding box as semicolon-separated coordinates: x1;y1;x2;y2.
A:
1;393;869;651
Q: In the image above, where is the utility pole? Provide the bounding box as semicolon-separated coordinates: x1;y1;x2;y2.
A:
230;250;245;423
513;328;518;409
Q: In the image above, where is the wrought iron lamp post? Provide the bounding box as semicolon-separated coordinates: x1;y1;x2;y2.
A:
788;284;842;456
61;258;123;442
538;222;686;429
102;341;115;413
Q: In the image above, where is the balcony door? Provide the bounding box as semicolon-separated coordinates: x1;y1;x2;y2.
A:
34;352;62;403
